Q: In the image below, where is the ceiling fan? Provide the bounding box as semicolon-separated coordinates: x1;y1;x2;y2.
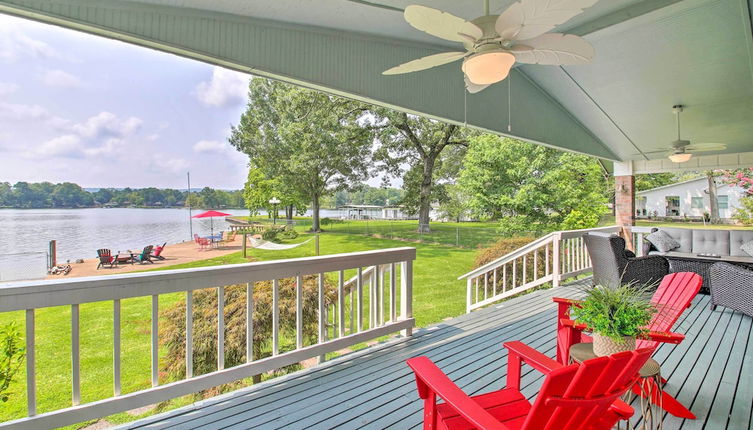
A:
382;0;599;93
646;105;727;163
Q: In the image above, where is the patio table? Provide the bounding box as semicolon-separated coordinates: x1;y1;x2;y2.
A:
114;252;135;264
570;342;663;430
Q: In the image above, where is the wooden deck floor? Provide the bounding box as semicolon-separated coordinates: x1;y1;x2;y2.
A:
123;279;752;429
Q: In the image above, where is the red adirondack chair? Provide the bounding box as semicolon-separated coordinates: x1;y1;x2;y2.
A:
407;341;653;430
553;272;703;419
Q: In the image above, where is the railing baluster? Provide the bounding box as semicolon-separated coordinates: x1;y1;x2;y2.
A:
71;304;80;406
512;259;517;289
522;255;527;286
349;285;355;334
151;295;158;387
357;268;363;332
217;286;225;370
338;270;345;337
272;279;279;356
379;266;385;326
400;260;413;337
545;243;550;276
26;309;35;416
493;268;497;297
390;263;396;322
503;264;507;293
484;272;488;301
534;249;539;281
186;291;193;378
474;277;479;302
246;283;253;362
318;273;325;363
113;299;121;395
296;275;303;349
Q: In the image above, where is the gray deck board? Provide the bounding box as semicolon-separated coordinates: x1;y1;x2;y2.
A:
121;279;753;430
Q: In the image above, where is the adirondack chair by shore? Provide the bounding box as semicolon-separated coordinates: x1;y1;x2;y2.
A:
96;249;117;269
133;245;154;264
150;242;167;260
407;341;652;430
553;271;703;419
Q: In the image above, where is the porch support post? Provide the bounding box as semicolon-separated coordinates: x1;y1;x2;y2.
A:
614;161;636;251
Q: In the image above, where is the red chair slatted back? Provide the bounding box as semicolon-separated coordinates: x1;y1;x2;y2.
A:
97;249;112;262
637;272;702;350
524;348;652;430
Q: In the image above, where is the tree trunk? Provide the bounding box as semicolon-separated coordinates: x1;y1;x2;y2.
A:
311;194;321;232
707;172;720;224
417;157;435;233
285;205;294;224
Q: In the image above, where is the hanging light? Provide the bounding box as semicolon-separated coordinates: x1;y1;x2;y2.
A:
462;50;515;85
669;152;693;163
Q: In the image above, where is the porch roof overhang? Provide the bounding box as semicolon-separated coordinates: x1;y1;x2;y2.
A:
1;0;752;170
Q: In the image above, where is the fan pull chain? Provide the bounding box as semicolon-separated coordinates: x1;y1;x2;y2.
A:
507;73;512;132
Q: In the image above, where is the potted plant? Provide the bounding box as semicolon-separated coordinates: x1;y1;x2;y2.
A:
571;284;656;356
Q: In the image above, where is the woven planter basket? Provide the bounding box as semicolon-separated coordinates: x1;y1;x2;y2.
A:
592;334;636;357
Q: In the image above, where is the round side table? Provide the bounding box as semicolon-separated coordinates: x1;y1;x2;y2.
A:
569;342;663;430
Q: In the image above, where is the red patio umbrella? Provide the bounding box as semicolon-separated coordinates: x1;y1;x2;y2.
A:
192;210;231;237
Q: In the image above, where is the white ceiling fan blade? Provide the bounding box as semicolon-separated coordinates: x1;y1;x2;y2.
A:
497;0;599;41
511;33;594;65
383;51;467;75
404;5;483;43
464;73;490;94
686;143;727;152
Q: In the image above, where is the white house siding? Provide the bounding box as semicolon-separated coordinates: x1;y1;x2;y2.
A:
636;178;746;219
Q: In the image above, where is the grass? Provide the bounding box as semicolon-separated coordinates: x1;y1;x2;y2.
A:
0;232;477;426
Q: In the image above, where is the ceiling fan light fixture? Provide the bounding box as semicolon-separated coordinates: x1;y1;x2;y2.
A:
461;51;515;85
669;152;693;163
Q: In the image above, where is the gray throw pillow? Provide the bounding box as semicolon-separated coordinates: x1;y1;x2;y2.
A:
741;240;753;257
646;230;681;253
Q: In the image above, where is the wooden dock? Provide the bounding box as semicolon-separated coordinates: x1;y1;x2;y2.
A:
123;279;752;429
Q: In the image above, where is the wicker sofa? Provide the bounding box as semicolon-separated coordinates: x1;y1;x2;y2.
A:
709;262;753;317
643;227;753;293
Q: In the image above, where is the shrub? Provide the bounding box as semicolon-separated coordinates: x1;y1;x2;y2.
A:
0;322;25;402
571;284;656;341
474;237;535;268
261;228;278;241
160;277;336;388
560;209;600;230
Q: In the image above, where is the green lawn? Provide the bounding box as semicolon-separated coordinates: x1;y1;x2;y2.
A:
0;232;477;426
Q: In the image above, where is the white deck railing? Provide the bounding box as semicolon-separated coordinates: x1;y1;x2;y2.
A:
0;247;415;430
459;226;621;313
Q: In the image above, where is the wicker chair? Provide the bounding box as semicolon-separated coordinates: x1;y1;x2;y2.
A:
584;233;669;288
709;262;753;317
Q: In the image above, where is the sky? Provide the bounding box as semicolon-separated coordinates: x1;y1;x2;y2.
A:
0;13;251;190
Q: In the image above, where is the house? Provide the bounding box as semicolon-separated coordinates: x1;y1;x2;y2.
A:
636;177;747;220
2;1;753;429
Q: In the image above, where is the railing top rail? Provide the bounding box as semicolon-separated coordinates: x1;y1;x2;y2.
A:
458;226;621;280
0;247;416;312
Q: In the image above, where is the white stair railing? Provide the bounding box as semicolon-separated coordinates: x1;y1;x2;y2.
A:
0;247;415;430
459;226;621;313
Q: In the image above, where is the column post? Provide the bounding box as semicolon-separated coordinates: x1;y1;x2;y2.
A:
614;161;636;251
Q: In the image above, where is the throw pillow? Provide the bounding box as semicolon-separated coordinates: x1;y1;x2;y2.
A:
741;240;753;257
646;230;681;253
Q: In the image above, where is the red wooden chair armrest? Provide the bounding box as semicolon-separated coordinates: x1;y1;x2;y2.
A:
407;357;509;430
552;297;582;306
504;341;564;391
638;330;685;344
609;399;635;420
559;318;589;331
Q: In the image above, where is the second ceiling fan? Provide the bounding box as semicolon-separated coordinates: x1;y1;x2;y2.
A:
383;0;600;93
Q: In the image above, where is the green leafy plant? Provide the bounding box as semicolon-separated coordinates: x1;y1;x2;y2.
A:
571;284;656;341
0;322;25;402
261;228;278;242
277;228;298;240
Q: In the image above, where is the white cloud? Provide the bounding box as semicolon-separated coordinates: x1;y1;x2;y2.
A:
71;111;142;139
41;69;82;88
146;133;160;142
35;135;84;157
193;67;249;107
0;102;49;120
0;82;18;96
193;139;231;154
0;16;64;63
151;157;190;174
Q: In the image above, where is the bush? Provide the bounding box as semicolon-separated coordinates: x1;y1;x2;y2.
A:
560;209;600;231
261;228;278;241
474;237;535;268
0;322;25;403
277;229;298;240
733;195;753;225
160;277;336;391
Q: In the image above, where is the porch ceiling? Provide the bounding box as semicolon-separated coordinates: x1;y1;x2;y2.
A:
1;0;752;162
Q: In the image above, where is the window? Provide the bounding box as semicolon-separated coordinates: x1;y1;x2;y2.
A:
691;197;704;209
718;195;728;209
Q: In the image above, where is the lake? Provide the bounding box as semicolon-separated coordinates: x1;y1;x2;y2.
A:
0;207;340;281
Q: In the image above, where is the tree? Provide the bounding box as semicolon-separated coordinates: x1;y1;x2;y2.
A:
437;184;471;223
635;173;677;192
243;168;307;222
230;78;373;232
371;110;471;232
459;135;608;235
